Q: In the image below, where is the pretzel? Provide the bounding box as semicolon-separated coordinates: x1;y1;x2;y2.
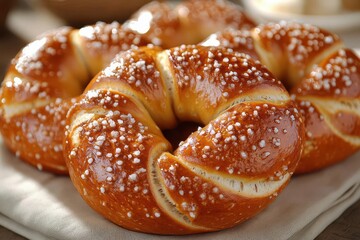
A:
64;45;304;234
0;0;254;174
0;22;152;174
201;21;360;173
124;0;255;48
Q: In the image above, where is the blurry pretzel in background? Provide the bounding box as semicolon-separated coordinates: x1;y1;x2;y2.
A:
0;0;255;174
201;21;360;173
64;45;304;234
124;0;255;48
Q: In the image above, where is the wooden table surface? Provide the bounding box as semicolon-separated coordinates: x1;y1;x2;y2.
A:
0;2;360;239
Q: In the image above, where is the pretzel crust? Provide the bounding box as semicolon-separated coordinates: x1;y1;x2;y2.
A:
64;46;304;234
201;21;360;173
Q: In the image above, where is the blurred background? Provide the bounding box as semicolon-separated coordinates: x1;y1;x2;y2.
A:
1;0;360;39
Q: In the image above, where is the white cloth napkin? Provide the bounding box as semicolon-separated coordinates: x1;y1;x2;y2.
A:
0;136;360;240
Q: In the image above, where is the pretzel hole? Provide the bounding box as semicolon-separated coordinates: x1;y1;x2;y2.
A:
162;121;203;150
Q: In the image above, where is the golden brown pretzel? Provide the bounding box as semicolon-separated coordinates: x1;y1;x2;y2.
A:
201;21;360;173
0;22;151;174
0;0;254;174
64;45;304;234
